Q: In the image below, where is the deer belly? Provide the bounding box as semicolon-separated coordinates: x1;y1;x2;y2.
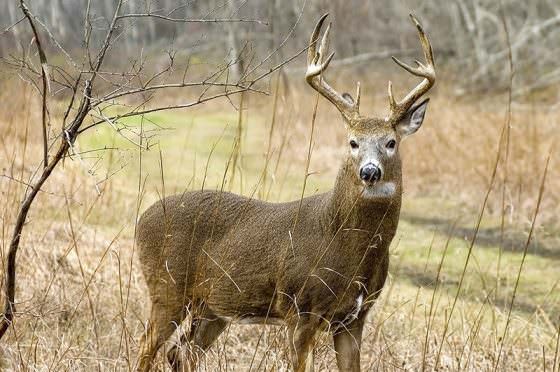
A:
199;268;279;320
220;316;285;326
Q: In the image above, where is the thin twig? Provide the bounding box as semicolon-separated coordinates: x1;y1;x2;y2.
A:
116;13;267;25
20;0;49;168
98;81;265;103
1;16;25;35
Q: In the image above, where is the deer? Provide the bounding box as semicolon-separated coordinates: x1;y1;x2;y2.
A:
135;13;435;372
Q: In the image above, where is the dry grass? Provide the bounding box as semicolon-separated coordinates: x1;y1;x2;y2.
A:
0;70;559;371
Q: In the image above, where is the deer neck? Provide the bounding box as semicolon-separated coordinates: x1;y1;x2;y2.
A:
324;158;402;234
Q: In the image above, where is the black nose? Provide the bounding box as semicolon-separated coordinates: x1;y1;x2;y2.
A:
360;163;381;183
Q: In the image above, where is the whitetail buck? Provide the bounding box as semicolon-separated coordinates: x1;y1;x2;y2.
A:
136;13;435;372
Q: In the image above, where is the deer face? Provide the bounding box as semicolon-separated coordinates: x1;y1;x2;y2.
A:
344;99;429;198
305;14;435;199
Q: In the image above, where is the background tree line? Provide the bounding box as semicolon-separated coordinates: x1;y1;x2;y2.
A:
2;0;559;93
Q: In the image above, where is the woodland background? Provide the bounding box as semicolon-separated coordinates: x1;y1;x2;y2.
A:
0;0;559;370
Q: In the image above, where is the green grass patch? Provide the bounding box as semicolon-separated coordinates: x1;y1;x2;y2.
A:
78;109;560;319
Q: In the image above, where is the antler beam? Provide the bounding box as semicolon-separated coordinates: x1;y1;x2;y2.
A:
306;14;361;122
387;14;436;122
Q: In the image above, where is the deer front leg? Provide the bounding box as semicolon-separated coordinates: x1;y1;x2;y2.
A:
167;314;228;371
136;302;184;372
333;316;365;372
287;317;319;372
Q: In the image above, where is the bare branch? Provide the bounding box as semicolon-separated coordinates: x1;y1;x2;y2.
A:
472;13;560;82
80;87;251;135
116;13;268;25
26;10;80;71
91;0;124;80
97;81;265;104
20;0;49;168
242;0;304;80
0;72;93;341
0;16;25;36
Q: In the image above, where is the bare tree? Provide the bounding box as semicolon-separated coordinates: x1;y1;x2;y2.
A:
0;0;304;339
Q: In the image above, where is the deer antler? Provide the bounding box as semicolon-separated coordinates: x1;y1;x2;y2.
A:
387;14;436;122
306;14;361;122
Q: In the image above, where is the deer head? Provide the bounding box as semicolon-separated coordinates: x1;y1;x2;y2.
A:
306;14;436;199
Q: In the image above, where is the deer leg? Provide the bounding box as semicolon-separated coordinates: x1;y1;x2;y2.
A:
136;302;184;372
287;318;319;372
305;350;315;372
332;316;365;372
167;314;229;371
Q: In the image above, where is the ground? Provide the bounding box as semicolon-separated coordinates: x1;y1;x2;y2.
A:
0;76;558;370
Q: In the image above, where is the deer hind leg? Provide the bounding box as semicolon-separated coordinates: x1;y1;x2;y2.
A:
332;316;365;372
136;302;184;372
287;318;320;372
167;313;229;371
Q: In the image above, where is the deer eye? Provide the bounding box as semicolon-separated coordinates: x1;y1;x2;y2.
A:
386;139;396;149
350;140;359;149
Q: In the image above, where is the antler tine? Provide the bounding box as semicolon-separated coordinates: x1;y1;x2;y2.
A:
306;14;360;122
355;82;361;108
318;22;332;63
387;14;436;122
391;56;425;77
387;80;397;111
411;13;435;67
307;13;328;66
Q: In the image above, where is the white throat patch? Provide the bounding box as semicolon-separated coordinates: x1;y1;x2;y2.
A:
362;181;396;198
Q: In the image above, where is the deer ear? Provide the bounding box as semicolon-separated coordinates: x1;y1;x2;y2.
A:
396;98;429;137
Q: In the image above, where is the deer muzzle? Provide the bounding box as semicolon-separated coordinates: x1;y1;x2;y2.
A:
359;163;382;184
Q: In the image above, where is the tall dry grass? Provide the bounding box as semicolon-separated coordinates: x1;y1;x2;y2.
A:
0;68;558;371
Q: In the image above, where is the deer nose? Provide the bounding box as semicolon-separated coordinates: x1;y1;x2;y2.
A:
360;163;382;183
